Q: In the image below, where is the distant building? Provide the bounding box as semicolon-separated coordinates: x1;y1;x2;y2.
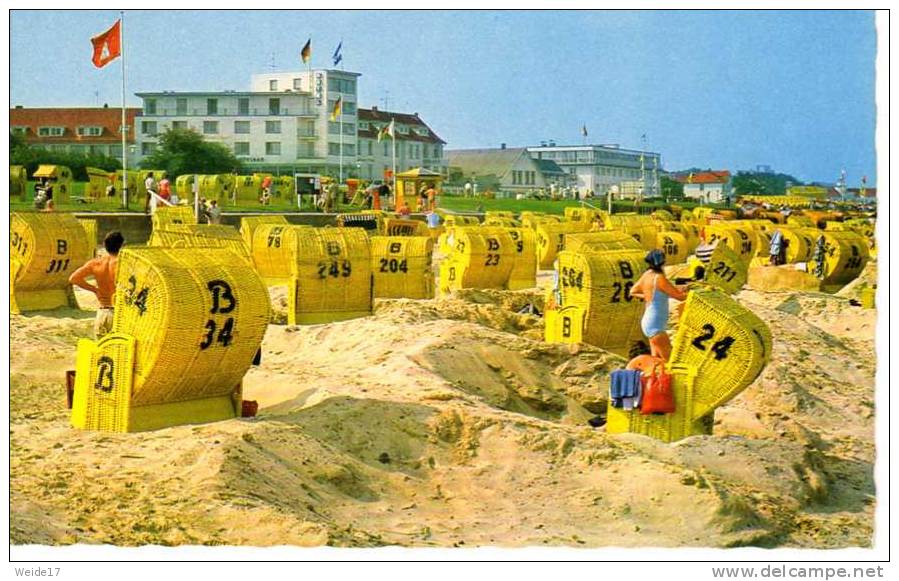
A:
249;69;361;175
830;187;877;201
133;70;447;180
135;68;361;175
447;146;563;192
676;170;732;204
849;187;877;199
526;144;661;197
356;107;447;181
10;106;141;166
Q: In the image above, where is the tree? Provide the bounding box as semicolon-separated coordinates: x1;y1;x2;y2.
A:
9;139;122;181
660;175;684;199
141;128;241;177
10;130;26;151
732;171;803;196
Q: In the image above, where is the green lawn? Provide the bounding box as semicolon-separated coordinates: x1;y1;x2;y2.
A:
437;195;707;215
10;180;714;216
10;180;364;214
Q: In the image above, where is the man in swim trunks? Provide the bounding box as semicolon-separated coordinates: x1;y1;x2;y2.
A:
69;231;124;339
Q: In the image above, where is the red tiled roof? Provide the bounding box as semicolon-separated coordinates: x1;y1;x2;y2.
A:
676;170;731;184
10;107;141;144
848;187;877;198
358;107;445;144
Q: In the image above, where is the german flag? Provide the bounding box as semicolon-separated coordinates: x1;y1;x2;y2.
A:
330;96;342;122
300;38;311;64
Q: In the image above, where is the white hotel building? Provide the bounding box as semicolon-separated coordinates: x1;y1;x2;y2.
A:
526;144;662;198
135;68;361;175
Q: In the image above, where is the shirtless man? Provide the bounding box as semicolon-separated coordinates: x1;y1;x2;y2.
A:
69;231;124;339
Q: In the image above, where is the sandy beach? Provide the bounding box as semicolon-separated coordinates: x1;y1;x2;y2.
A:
10;263;876;548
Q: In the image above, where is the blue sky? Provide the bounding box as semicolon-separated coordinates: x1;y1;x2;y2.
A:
10;10;877;184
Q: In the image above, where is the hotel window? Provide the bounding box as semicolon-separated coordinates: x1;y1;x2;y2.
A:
172;121;188;130
141;121;157;136
234;121;251;134
343;143;355;155
141;142;157;155
327;77;356;94
269;80;278;91
238;98;250;115
144;99;157;115
343;101;357;115
328;142;340;156
207;99;218;115
293;78;303;90
176;98;188;115
383;142;389;156
265;120;281;134
11;126;27;135
38;126;65;137
203;121;219;134
265;142;281;155
234;142;250;156
78;126;103;136
342;123;355;135
268;98;280;115
367;140;373;155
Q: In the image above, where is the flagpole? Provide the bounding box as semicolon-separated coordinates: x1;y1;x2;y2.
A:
391;119;397;209
338;101;343;184
120;10;128;209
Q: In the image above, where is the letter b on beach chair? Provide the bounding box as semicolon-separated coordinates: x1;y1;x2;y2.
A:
10;213;92;313
70;247;270;432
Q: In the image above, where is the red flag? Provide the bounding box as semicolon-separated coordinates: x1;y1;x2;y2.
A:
91;20;121;68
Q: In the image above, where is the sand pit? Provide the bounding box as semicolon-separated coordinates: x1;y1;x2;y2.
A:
10;272;876;548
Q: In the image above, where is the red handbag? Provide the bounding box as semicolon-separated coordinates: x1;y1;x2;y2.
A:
641;365;675;415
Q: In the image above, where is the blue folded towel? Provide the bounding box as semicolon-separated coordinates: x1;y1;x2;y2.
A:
610;369;643;409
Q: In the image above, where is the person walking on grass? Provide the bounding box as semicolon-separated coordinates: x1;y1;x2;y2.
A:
204;199;223;224
144;172;157;214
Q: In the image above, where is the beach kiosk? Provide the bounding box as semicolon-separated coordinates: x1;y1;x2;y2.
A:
395;167;442;213
32;165;74;204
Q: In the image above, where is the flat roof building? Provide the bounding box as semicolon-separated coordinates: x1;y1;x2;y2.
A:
133;69;447;180
135;69;361;175
526;144;662;198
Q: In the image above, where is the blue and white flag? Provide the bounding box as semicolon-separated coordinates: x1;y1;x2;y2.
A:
332;41;343;66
